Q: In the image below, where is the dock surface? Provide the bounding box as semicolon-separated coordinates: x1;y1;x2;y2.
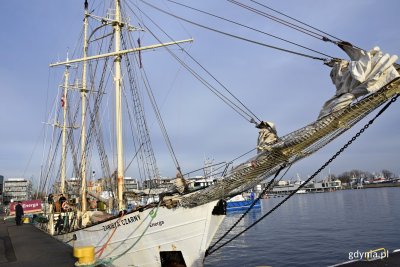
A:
0;218;75;267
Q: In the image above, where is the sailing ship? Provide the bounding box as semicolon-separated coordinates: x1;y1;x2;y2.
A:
35;1;399;266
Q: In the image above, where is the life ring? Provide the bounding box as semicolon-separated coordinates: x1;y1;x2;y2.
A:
61;201;70;211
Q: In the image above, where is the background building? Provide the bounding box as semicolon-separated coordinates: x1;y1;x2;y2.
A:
66;177;81;199
0;175;4;194
3;178;32;204
142;178;173;190
0;175;4;203
124;177;139;192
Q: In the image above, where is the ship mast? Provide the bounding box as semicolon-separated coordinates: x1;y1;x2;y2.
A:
60;61;70;195
49;0;193;212
80;0;89;212
114;0;125;210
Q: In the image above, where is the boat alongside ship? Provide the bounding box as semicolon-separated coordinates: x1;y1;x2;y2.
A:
226;193;261;212
33;1;400;266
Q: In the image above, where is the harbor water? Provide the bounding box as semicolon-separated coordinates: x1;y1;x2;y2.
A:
205;187;400;267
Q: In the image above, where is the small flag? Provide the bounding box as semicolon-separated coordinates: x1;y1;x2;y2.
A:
61;96;65;108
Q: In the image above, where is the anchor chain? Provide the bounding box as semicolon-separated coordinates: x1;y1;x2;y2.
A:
206;93;399;256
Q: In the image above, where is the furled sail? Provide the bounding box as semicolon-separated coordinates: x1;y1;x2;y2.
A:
256;121;278;153
318;43;399;118
181;50;400;208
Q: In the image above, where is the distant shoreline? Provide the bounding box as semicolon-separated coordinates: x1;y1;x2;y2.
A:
344;182;400;190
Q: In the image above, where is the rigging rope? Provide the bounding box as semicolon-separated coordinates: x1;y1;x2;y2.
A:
180;149;255;182
121;32;162;181
40;131;62;194
250;0;343;43
81;36;114;191
122;2;184;179
228;0;336;43
41;86;65;193
206;148;257;177
206;93;399;256
139;0;329;61
127;0;261;124
183;161;227;177
236;0;364;51
167;0;334;59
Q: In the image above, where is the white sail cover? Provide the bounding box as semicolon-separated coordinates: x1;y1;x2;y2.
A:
257;121;278;152
318;44;399;118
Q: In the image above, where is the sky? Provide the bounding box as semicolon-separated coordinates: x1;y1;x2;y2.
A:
1;0;400;188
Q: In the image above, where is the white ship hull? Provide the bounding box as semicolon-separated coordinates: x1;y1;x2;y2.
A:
56;200;224;266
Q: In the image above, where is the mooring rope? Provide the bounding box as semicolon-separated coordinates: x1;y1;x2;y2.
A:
84;201;162;267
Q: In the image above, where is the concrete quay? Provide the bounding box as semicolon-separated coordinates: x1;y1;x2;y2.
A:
0;218;76;267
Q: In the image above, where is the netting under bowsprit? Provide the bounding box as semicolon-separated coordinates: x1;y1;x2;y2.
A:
180;77;400;208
